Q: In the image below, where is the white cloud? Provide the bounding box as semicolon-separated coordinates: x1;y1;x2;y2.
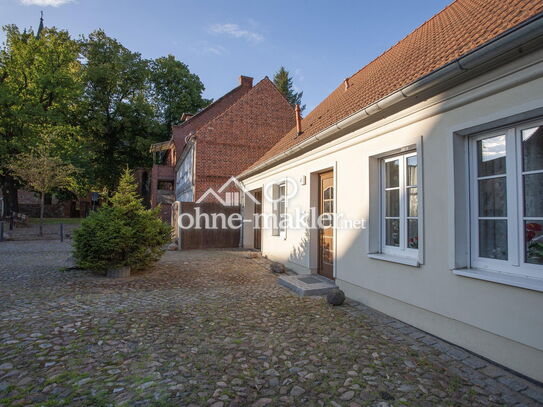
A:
20;0;73;6
204;44;228;56
209;23;263;43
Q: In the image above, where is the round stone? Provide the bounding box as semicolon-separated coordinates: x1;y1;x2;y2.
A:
327;289;346;306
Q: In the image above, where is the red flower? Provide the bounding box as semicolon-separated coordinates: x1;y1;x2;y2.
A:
526;223;542;232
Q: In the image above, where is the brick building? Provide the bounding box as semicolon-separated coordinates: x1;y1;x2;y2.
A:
149;75;295;220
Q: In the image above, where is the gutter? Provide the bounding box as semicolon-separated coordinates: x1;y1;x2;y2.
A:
239;11;543;180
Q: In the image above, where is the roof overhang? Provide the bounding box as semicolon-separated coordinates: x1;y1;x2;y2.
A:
149;140;174;153
238;11;543;180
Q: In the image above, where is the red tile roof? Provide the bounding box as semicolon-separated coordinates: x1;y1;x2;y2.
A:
247;0;543;172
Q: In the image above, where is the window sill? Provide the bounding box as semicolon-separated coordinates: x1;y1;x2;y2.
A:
453;268;543;293
368;253;420;267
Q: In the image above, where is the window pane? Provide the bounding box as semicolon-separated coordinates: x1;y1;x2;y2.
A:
524;173;543;217
479;220;508;260
323;201;332;214
385;160;399;188
407;219;418;249
406;155;417;186
478;177;507;217
385;189;399;217
522;126;543;172
323;186;333;200
525;221;543;265
477;135;506;177
407;187;418;217
385;219;400;247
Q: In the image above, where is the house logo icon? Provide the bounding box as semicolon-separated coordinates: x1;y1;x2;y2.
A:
196;176;260;206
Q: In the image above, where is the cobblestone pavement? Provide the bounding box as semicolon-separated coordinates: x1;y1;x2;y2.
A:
1;242;542;406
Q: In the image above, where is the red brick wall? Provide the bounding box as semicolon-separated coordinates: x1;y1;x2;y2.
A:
171;76;253;161
194;77;295;201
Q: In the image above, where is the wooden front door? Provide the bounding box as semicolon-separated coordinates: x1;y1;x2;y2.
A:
253;190;262;250
318;171;334;279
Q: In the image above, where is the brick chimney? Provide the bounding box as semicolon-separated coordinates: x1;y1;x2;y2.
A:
295;104;302;136
239;75;253;88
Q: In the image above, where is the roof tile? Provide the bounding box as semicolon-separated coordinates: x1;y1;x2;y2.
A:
248;0;543;171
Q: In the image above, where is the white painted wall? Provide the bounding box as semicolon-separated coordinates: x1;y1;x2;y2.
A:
241;50;543;381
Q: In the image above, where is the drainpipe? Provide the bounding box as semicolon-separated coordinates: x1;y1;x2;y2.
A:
238;11;543;180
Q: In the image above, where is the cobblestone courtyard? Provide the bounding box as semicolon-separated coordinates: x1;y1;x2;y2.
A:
1;242;542;406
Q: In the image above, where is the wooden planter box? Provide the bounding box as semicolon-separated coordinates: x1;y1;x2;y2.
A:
106;266;131;278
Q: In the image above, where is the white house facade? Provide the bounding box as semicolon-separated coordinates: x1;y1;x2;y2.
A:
239;3;543;381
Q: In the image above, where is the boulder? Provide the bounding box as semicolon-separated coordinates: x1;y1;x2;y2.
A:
327;288;346;306
167;243;178;251
270;262;286;274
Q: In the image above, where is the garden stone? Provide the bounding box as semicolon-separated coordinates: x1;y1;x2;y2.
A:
270;262;286;274
327;288;346;306
290;385;306;396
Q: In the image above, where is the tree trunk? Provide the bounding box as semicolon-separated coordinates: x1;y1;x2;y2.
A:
40;191;44;237
0;175;19;217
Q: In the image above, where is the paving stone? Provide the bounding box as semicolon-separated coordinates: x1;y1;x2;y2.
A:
0;243;541;406
479;365;505;379
522;387;543;404
462;356;487;369
497;375;528;392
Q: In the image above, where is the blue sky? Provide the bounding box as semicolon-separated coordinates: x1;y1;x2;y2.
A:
1;0;452;112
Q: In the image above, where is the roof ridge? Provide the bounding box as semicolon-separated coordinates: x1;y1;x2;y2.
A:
194;77;295;139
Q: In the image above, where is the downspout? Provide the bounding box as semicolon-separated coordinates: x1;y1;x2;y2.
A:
239;12;543;180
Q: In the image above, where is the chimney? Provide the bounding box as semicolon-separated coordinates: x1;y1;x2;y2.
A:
344;78;350;90
295;104;302;136
239;75;253;88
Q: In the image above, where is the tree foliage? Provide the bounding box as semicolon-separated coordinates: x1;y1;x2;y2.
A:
0;24;82;214
8;144;78;234
0;21;210;211
150;55;211;132
273;66;305;112
73;169;171;272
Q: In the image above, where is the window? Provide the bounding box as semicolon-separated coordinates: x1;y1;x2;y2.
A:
271;181;287;237
381;152;419;257
278;182;287;236
470;121;543;277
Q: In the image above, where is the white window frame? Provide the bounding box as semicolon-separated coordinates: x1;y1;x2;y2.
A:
380;151;419;259
468;119;543;279
278;181;287;239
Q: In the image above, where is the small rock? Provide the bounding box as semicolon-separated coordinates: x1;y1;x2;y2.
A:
340;390;355;400
167;243;178;251
0;363;13;370
270;262;286;274
290;385;306;396
252;398;272;407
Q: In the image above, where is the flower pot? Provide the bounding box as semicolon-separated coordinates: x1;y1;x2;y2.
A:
106;266;131;278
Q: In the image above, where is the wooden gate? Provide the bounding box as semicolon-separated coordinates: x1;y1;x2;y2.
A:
178;202;241;249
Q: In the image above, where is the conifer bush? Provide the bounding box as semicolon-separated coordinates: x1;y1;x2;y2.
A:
73;169;171;272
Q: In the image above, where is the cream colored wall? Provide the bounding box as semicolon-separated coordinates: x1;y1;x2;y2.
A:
241;50;543;381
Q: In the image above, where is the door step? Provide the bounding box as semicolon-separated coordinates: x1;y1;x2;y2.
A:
277;274;337;297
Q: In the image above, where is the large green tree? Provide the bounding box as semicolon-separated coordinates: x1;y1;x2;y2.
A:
150;55;210;134
79;30;158;190
0;24;82;215
273;66;305;112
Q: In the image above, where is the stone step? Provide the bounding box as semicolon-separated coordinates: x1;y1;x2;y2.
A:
277;274;337;296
